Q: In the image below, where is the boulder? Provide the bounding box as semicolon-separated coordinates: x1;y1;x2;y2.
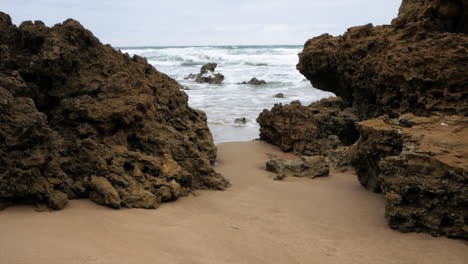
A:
257;97;359;156
0;12;229;210
273;93;284;98
266;156;329;181
185;63;224;84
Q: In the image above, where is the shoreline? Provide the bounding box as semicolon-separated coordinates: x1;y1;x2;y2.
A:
1;141;466;264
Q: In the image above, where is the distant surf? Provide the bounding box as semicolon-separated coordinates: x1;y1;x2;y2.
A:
120;45;334;143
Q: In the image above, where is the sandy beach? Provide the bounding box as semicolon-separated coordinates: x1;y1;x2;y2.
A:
0;141;466;264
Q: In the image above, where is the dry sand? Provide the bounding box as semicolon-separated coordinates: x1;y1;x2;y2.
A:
0;141;466;264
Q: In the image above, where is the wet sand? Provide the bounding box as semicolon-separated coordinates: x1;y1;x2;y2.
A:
0;141;466;264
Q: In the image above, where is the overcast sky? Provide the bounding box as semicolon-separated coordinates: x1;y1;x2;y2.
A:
2;0;401;47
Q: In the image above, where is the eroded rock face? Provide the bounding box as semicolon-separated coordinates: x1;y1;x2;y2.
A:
185;63;224;84
352;114;467;239
266;156;329;181
297;17;468;120
257;97;359;156
258;0;468;238
393;0;468;33
0;12;229;210
352;118;403;192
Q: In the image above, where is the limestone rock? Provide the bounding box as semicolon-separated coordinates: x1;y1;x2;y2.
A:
257;97;359;156
266;156;329;180
352;118;403;192
297;15;468;120
257;0;468;238
392;0;468;33
352;114;467;239
0;12;229;210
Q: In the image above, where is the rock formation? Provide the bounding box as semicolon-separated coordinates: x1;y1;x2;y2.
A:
393;0;468;34
240;77;267;85
266;156;329;181
257;0;467;238
0;12;229;210
185;63;224;84
353;114;467;239
297;16;468;119
257;97;359;156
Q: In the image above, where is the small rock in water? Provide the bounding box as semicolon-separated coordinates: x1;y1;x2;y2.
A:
234;117;247;124
274;93;284;98
266;156;329;180
240;77;267;85
184;63;224;84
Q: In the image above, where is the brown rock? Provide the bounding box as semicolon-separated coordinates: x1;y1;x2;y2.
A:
257;0;468;239
89;176;122;208
257;97;359;156
297;14;468;119
352;117;403;192
392;0;468;33
352;114;467;239
266;156;329;180
0;12;229;210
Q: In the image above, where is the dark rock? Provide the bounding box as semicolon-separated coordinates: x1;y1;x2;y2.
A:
234;117;247;124
266;156;329;180
392;0;468;34
273;93;284;98
185;63;224;84
257;97;359;156
200;63;217;74
0;12;229;210
240;77;267;85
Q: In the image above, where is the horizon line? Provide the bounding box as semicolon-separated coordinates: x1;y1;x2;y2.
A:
115;44;305;49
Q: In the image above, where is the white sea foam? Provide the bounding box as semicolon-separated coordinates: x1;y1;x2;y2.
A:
122;46;334;143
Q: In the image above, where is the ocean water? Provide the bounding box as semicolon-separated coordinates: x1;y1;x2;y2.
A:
120;46;334;143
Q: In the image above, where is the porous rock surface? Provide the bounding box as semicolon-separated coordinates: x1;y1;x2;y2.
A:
257;0;468;238
353;114;467;239
0;12;229;210
257;97;359;156
266;156;329;181
297;6;468;119
393;0;468;34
